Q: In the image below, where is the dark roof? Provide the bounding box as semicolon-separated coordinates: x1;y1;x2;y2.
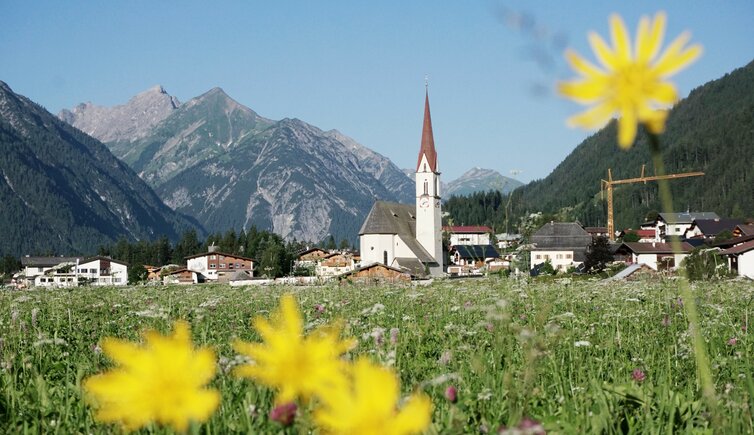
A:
711;234;754;248
81;256;129;266
531;222;592;250
735;224;754;236
443;225;493;234
658;212;719;224
617;242;694;254
21;256;83;267
688;219;743;236
392;258;428;277
720;240;754;255
584;227;608;233
228;270;253;281
297;247;328;257
185;251;254;261
452;244;500;259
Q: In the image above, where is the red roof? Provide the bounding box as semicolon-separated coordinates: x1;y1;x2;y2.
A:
415;91;438;172
443;225;493;234
720;239;754;255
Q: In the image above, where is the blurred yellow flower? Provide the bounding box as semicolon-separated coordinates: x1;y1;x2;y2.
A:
83;321;219;432
314;357;432;435
558;11;702;148
234;294;356;403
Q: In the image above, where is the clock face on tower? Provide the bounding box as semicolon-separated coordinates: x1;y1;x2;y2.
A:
419;197;430;208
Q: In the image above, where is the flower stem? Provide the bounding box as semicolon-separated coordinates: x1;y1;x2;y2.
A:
647;132;719;428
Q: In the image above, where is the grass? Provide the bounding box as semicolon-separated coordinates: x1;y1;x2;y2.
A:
1;276;753;433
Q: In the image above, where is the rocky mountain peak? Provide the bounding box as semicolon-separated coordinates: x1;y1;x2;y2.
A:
58;85;181;143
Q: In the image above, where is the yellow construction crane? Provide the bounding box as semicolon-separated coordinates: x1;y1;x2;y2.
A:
601;165;704;240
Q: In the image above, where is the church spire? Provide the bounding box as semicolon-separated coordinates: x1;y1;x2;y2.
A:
416;89;438;172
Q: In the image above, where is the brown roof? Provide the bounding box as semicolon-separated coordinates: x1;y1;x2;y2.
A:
619;242;694;254
443;225;493;234
185;251;254;261
720;239;754;255
415;90;438;172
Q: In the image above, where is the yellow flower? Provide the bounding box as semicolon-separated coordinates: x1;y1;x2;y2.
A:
83;321;220;432
558;11;702;148
314;357;433;435
234;294;356;403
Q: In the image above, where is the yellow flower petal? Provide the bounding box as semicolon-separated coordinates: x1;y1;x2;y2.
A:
609;14;632;64
566;101;616;130
84;321;219;432
559;11;700;148
618;110;638;148
234;294;352;403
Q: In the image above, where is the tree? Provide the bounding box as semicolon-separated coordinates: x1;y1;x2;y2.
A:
259;242;285;278
681;248;729;281
128;262;148;285
584;236;614;273
338;238;350;250
324;235;336;250
621;231;641;243
0;255;21;275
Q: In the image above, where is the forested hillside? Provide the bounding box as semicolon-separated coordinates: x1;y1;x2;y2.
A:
0;81;200;257
445;60;754;232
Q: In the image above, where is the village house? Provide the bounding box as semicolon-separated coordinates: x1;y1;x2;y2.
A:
733;223;754;238
163;268;206;285
444;225;493;246
316;252;358;278
185;247;254;281
447;244;502;276
619;229;658;243
495;233;522;250
76;256;128;286
719;239;754;279
295;247;330;266
359;89;443;277
584;227;609;238
651;212;719;240
20;255;128;287
614;242;694;271
683;218;742;241
336;262;412;284
529;222;592;272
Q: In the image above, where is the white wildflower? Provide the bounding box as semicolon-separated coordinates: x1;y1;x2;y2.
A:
574;340;591;347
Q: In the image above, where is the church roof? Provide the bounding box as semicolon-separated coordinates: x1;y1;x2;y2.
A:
416;90;438;172
359;201;436;265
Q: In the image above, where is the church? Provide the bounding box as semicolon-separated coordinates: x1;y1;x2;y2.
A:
358;90;444;277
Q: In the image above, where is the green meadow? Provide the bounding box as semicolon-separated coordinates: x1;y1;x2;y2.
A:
2;277;753;433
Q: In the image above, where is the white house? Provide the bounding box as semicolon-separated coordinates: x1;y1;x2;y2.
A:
720;239;754;279
20;256;82;286
653;212;719;239
530;222;592;272
614;242;694;271
76;256;128;286
445;226;493;246
186;248;254;280
359;89;443;277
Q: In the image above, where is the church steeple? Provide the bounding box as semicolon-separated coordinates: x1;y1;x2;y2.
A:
416;90;438;172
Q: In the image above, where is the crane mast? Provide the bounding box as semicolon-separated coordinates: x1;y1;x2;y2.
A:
601;165;704;240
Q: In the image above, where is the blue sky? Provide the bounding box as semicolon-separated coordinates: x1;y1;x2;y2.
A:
2;1;753;183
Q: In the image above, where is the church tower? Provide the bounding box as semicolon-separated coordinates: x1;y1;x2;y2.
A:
415;89;443;275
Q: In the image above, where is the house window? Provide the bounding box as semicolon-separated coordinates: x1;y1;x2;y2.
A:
535;254;542;260
556;254;563;260
544;255;550;260
228;263;234;269
566;253;572;259
113;278;121;283
219;263;225;268
79;268;87;273
210;255;216;260
210;264;216;268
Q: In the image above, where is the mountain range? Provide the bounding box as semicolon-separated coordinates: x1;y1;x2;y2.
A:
60;87;414;243
0;81;199;257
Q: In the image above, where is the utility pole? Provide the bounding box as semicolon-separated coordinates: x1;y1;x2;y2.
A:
601;165;704;240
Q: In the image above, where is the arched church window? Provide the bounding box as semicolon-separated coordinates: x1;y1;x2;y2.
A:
423;180;428;195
